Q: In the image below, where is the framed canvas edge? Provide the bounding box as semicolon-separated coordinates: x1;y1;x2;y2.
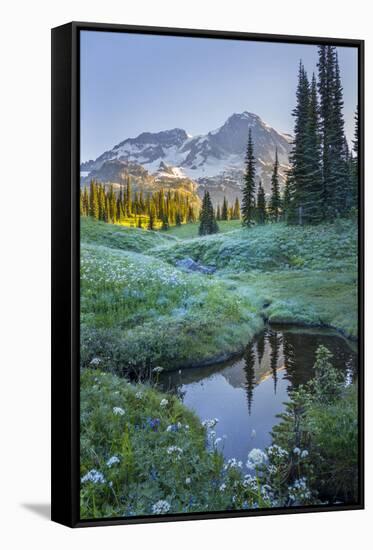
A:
51;21;365;528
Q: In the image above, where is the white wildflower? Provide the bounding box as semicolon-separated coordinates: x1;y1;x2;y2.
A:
300;450;309;458
267;444;289;459
219;483;227;492
224;458;243;471
135;391;143;400
293;447;301;455
81;469;106;484
90;357;101;366
113;407;125;416
167;446;183;459
160;398;169;408
152;500;171;515
152;366;164;374
246;448;267;470
202;418;219;429
106;456;120;468
185;477;191;485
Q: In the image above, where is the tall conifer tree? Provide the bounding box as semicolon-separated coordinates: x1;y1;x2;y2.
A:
241;129;256;227
256;180;266;224
269;149;281;222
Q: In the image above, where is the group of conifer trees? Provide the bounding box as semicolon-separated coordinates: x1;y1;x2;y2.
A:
241;130;285;226
80;179;197;229
241;45;358;227
286;45;358;224
216;197;241;221
198;193;241;235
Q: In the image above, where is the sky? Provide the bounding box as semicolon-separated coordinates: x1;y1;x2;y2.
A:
80;30;358;163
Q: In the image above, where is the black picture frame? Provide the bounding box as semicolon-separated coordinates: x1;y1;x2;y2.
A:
51;21;365;528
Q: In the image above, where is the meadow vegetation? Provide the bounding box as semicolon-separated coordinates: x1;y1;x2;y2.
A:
80;216;358;517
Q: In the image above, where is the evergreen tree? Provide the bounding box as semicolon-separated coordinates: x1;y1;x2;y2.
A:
175;211;182;226
199;191;219;235
282;175;292;223
288;61;310;225
89;180;99;220
125;178;132;216
221;196;229;220
161;213;169;231
232;198;240;220
330;50;349;215
187;205;196;223
148;206;155;230
256;180;266;224
303;73;323;223
268;149;281;222
241;129;256;227
318;46;348;218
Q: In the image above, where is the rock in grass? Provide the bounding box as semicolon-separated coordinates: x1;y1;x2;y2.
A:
176;257;216;274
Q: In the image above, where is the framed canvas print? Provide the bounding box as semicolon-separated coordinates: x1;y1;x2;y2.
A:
51;22;364;527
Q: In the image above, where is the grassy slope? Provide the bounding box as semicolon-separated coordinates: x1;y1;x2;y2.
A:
80;217;357;376
80;220;264;372
151;219;358;338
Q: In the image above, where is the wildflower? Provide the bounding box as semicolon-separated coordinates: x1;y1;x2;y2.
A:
246;448;267;470
267;444;289;459
113;407;125;416
90;357;101;366
152;500;171;515
81;469;106;484
152;366;164;374
214;437;222;446
160;398;169;408
219;483;227;492
293;447;301;455
145;417;160;431
106;456;120;468
224;458;243;471
202;418;219;429
300;450;309;458
242;474;258;490
135;391;143;400
167;446;183;459
185;477;191;485
166;422;182;432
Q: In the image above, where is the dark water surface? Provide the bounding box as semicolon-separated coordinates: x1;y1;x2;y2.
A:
160;325;357;464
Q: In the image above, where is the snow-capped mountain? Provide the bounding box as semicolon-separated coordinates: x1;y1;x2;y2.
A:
81;112;292;204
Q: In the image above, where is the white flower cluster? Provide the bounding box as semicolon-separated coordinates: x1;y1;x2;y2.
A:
160;398;169;408
267;444;289;459
288;477;312;502
152;500;171;515
224;457;243;471
113;406;125;416
135;391;143;400
167;446;183;459
89;357;101;366
246;448;267;470
242;474;259;491
293;447;309;459
106;455;120;468
81;469;106;484
152;366;164;374
202;418;219;429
